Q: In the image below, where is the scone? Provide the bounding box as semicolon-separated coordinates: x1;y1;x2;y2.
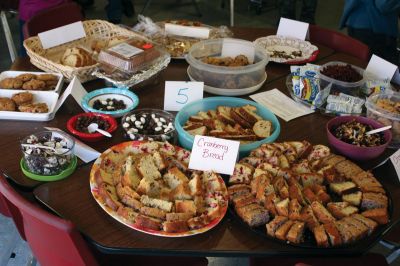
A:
16;73;37;82
0;78;23;89
0;97;16;111
11;92;33;106
18;103;48;113
22;79;46;90
36;74;58;81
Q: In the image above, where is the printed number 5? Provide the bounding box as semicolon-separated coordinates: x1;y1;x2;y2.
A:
176;88;189;104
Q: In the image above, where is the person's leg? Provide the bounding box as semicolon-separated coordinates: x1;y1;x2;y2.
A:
278;0;296;22
300;0;317;24
106;0;123;24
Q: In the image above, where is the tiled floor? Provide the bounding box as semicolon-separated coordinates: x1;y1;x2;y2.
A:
0;0;399;265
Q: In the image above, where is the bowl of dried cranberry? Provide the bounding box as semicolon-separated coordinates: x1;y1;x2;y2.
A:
326;115;392;161
67;113;118;142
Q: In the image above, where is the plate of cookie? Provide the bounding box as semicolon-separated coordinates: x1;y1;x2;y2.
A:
0;71;63;93
227;140;392;249
90;140;229;237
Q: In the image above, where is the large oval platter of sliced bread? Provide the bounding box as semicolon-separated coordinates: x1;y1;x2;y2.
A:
90;141;228;237
227;140;391;248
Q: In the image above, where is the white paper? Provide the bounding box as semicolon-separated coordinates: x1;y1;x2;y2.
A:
164;23;210;39
38;21;86;49
164;81;204;111
250;89;314;121
221;38;255;63
389;149;400;182
44;127;101;163
365;54;398;81
189;135;240;175
277;17;309;41
54;76;87;113
108;43;143;58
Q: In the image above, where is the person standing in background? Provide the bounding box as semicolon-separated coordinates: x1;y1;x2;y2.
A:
18;0;70;56
340;0;400;65
106;0;134;24
279;0;318;24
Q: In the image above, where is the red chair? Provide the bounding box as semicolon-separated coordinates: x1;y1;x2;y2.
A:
309;24;370;62
249;252;388;266
22;1;84;39
0;175;208;266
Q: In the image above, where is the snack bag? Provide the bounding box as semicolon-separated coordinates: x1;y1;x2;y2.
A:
290;66;301;98
299;64;320;102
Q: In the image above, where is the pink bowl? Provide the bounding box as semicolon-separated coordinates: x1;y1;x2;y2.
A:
326;116;392;161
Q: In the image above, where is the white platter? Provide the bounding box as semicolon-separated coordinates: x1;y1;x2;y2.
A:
0;71;64;93
0;90;59;121
187;66;266;96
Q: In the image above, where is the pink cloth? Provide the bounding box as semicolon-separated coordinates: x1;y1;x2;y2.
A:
18;0;70;21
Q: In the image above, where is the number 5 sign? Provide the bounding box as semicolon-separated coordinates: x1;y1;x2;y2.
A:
164;81;204;111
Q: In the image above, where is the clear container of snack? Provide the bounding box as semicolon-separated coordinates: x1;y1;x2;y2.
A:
366;91;400;148
318;61;365;97
21;131;75;175
121;108;176;143
186;38;269;90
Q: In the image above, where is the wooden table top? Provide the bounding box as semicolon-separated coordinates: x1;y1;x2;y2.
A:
3;27;399;257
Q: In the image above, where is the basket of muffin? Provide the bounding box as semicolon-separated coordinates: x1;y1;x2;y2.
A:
227;141;390;248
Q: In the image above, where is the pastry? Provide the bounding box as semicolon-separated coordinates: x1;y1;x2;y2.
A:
36;74;58;82
0;97;16;111
0;78;23;89
11;92;33;106
18;103;48;113
22;79;46;90
16;73;37;82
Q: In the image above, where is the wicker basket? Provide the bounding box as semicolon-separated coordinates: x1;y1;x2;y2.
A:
24;20;149;82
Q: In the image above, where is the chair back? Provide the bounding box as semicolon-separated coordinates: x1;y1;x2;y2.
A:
309;24;370;62
23;1;84;39
0;175;98;266
0;0;18;11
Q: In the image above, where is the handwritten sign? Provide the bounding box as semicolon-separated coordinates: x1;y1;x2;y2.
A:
277;17;309;41
163;81;203;111
366;54;400;82
39;21;86;49
221;38;255;63
390;149;400;182
188;135;240;175
165;23;210;39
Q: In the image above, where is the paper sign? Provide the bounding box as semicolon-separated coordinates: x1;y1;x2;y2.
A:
108;43;143;58
221;38;255;63
250;89;314;121
164;81;204;111
44;127;101;163
38;21;86;49
277;17;309;41
54;76;87;113
366;54;398;81
188;135;240;175
165;23;210;39
390;149;400;182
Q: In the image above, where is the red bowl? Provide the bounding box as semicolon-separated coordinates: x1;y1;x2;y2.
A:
67;113;118;142
326;116;392;161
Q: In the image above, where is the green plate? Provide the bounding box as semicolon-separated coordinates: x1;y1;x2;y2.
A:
20;156;77;181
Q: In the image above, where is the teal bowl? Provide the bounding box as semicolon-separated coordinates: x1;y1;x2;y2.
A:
81;88;139;118
174;97;281;157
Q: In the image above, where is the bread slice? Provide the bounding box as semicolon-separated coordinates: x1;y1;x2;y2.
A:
307;144;330;161
232;193;257;208
230;108;252;128
311;201;336;224
159;141;176;156
170;183;192;200
251;174;270;195
275;220;295;241
115;184;142;211
329;181;357;195
334;220;355;244
238;106;263;125
327;202;358;219
183;123;204;131
188;173;204;196
253;120;272;138
186;126;207;136
351;213;378;234
98;183;122;211
228;184;251;199
351;171;385;194
323;223;342;246
228;163;254;184
152;151;167;171
288;199;302;220
136;177;161;197
188;115;205;123
166;212;194;222
303;187;318;204
286;221;306;244
299;205;320;231
342;216;369;239
288;182;306;206
264;192;280;216
137;154;161;180
140;206;166;220
287;140;312;159
175;200;196;214
361;192;388;210
275;198;289;217
236;203;270;227
362;208;389;224
314;224;329;247
334;160;363;180
342;191;362;206
117;206;138;223
300;173;324;188
291;160;311;174
321;154;346;167
120;155;141;189
187;214;210;230
266;216;288;237
340;218;367;241
135;214;162;231
310;184;331;205
141;195;173;212
163;167;189;190
162;220;189;233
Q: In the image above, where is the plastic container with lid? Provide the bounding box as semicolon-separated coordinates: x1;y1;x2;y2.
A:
366;91;400;148
318;61;365;97
186;38;269;90
98;38;164;74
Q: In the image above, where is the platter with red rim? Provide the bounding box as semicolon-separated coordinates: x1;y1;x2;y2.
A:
254;35;319;64
90;140;229;237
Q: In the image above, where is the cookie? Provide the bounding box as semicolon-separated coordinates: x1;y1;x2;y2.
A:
22;79;46;90
16;73;37;82
0;78;23;89
19;103;48;113
11;92;33;106
44;80;58;90
0;97;16;111
36;74;58;82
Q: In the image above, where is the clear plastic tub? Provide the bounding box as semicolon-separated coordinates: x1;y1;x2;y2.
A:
186;38;268;90
318;61;365;97
21;131;75;175
366;91;400;148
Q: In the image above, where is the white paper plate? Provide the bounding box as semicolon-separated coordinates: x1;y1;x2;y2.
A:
0;71;64;93
187;66;266;96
